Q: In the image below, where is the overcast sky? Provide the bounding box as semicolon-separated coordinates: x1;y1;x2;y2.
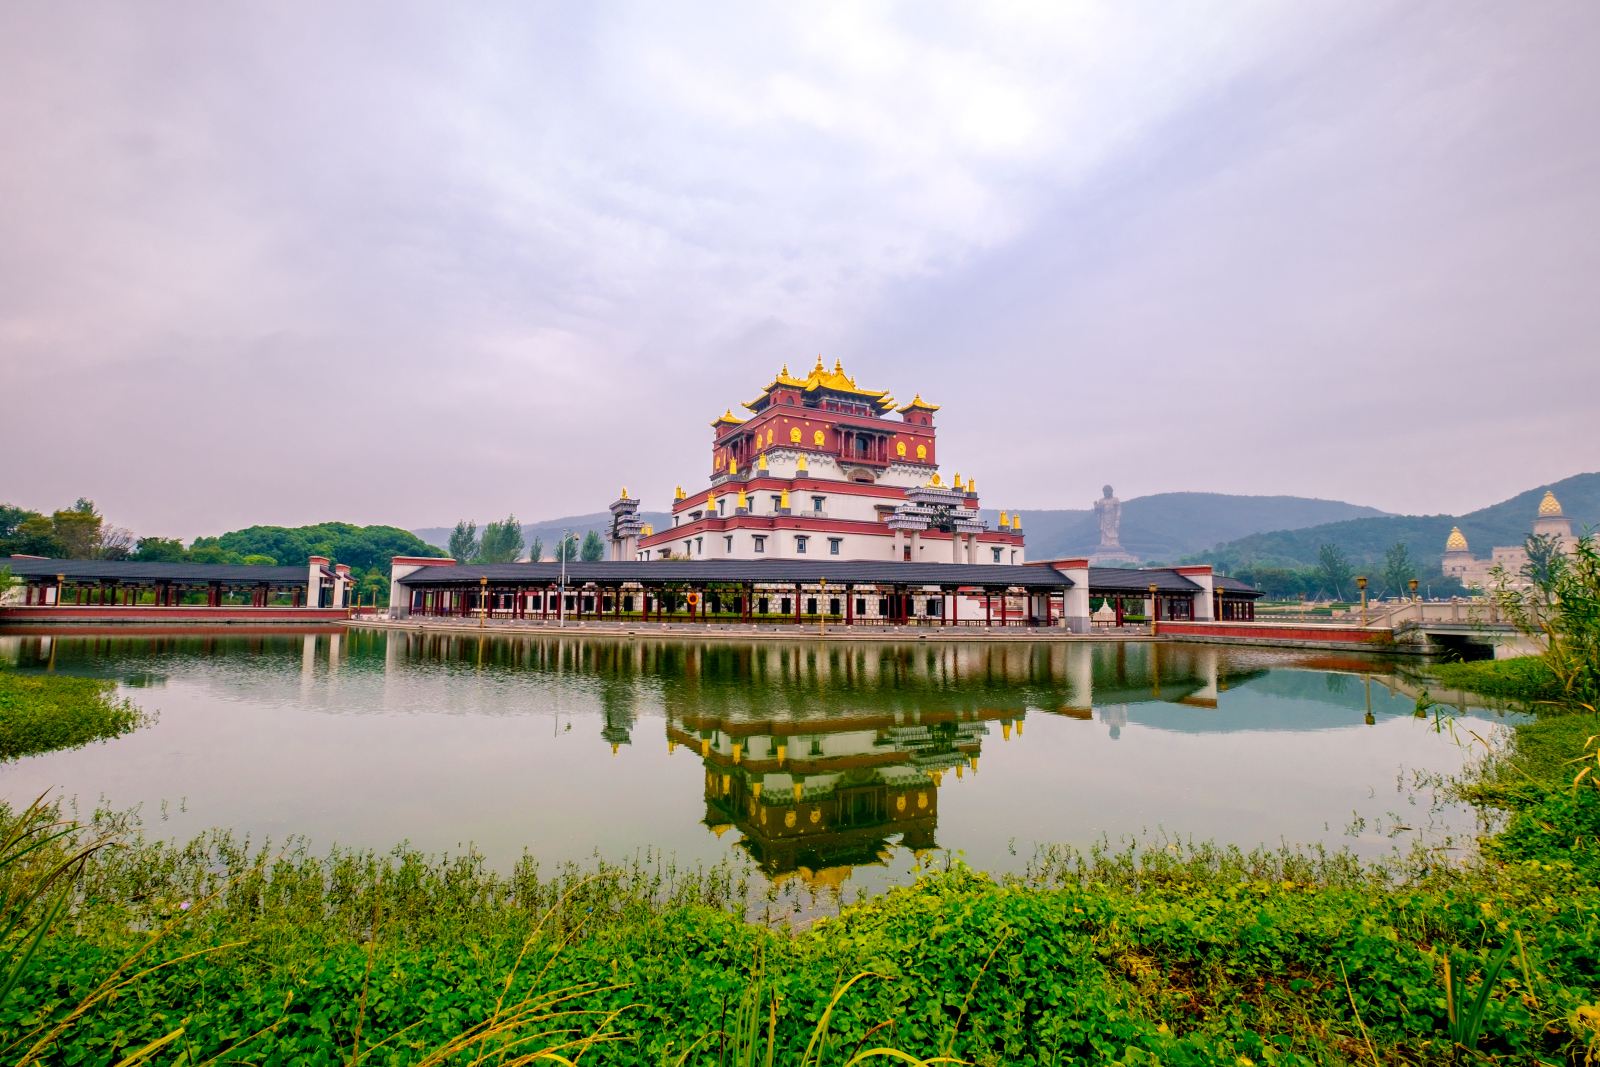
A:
3;2;1596;538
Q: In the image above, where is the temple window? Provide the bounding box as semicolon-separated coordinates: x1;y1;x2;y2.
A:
829;538;842;555
811;495;826;512
723;536;732;552
795;535;809;554
991;547;1002;563
770;495;782;511
753;535;766;553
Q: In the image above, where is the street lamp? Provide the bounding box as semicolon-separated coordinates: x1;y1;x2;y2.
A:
479;575;488;629
1408;578;1420;604
558;531;570;628
1355;575;1368;625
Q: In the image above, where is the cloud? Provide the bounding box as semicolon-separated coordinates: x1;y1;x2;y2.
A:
0;2;1595;534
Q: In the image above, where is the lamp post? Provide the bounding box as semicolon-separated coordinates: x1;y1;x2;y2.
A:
1355;575;1368;625
1408;578;1419;604
1148;582;1159;637
819;577;828;637
558;531;570;628
55;573;65;608
479;575;488;629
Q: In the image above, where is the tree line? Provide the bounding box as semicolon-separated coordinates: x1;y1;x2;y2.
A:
1225;541;1469;601
447;516;604;564
0;499;445;606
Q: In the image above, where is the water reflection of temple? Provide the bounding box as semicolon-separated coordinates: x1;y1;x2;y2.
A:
668;706;1019;881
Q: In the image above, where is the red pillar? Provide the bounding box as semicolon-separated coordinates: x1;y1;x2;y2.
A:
794;583;802;624
984;592;991;627
845;586;853;627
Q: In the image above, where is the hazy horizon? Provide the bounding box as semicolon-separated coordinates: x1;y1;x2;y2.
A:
5;3;1598;540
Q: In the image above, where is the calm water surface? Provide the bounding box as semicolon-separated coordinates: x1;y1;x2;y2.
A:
1;631;1517;894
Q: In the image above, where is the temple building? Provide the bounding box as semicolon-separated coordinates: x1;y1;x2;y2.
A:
1441;490;1576;589
617;358;1025;565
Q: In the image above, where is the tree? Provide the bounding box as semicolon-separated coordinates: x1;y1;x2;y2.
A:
11;515;62;557
240;554;277;566
1492;532;1600;708
555;534;580;562
580;530;605;562
1316;543;1353;601
133;537;187;562
448;521;479;564
1381;542;1416;598
527;536;544;563
51;504;102;559
477;515;524;564
95;525;135;560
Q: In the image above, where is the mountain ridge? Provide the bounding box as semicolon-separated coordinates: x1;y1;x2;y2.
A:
1192;472;1600;571
412;492;1387;562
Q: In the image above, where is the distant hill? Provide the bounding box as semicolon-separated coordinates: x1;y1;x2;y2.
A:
415;494;1382;563
1194;472;1600;571
1003;494;1387;562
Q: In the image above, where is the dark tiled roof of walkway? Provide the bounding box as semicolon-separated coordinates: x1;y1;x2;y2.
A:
4;557;317;585
397;560;1074;588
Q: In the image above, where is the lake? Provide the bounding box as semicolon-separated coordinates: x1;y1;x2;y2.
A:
1;629;1516;897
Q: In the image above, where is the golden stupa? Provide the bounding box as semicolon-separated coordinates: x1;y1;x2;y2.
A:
1445;526;1469;551
1538;490;1563;517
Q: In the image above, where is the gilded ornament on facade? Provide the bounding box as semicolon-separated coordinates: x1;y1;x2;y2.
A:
916;444;927;460
790;427;802;443
813;429;824;445
895;441;906;457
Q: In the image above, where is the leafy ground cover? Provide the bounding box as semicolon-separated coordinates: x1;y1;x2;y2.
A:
2;662;1598;1065
0;672;150;762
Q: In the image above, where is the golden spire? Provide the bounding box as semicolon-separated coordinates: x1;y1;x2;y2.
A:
736;489;747;509
999;510;1009;526
1538;490;1563;517
813;354;825;373
1011;514;1022;531
796;454;808;473
621;486;629;499
1445;526;1468;551
792;782;804;801
674;485;685;501
834;358;844;375
953;472;963;489
968;478;976;495
779;488;790;509
641;524;653;537
780;362;790;377
706;490;717;511
757;453;768;472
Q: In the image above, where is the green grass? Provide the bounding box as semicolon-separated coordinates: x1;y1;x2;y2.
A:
2;666;1598;1064
0;672;151;762
1430;657;1564;704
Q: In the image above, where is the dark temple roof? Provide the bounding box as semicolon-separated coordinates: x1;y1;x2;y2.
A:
4;557;318;585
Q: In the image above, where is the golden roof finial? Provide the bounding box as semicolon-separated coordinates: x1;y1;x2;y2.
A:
968;478;976;495
641;524;653;537
999;510;1009;526
1538;490;1563;517
780;362;790;377
834;358;844;374
675;485;685;501
953;472;963;489
814;354;825;373
779;488;790;508
796;454;808;473
1012;513;1022;531
757;453;768;472
736;489;747;509
706;490;716;510
1445;526;1468;551
621;486;628;499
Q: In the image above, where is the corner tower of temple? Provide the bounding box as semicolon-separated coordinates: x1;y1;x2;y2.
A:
1531;490;1574;547
631;359;1027;564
